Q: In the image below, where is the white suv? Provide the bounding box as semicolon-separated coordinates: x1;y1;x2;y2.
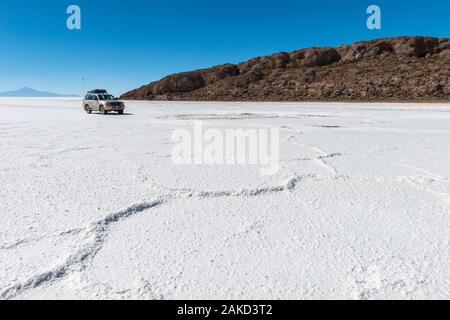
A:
83;90;125;115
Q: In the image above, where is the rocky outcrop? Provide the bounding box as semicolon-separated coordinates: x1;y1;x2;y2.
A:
124;64;239;99
121;36;450;102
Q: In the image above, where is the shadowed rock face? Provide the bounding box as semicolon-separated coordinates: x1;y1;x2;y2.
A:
121;36;450;102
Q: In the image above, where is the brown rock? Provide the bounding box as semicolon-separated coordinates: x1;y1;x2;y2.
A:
393;36;439;58
439;49;450;58
302;47;341;67
339;40;393;62
121;36;450;102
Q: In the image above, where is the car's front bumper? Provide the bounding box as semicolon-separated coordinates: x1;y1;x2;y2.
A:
104;105;125;111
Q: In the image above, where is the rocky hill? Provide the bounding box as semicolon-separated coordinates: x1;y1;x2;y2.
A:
121;36;450;102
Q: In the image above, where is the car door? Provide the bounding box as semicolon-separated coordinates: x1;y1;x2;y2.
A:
92;95;99;111
86;95;93;108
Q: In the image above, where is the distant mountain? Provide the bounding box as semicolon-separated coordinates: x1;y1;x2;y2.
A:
121;36;450;102
0;87;79;97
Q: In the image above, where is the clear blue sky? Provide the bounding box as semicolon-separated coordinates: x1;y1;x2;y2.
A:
0;0;448;96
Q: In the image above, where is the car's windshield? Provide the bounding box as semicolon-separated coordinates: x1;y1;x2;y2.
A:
98;95;116;100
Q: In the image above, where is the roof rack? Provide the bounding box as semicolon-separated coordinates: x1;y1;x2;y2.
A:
87;89;108;94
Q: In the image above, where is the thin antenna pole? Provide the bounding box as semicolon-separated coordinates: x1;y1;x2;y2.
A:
82;76;85;95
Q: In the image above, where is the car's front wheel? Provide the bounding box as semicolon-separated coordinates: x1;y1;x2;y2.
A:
118;110;124;115
100;106;107;115
85;105;92;114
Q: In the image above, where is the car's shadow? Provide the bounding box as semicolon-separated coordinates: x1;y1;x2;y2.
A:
92;112;134;116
